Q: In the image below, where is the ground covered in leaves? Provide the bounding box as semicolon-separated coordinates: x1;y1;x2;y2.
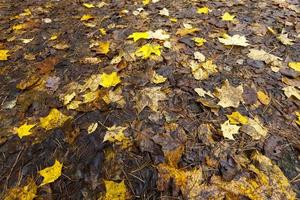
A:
0;0;300;199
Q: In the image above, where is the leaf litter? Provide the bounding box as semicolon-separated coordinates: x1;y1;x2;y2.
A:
0;0;299;199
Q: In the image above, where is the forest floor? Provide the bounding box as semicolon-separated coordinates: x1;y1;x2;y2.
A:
0;0;300;199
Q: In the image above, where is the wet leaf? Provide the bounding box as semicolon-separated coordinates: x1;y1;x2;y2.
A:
15;123;36;139
4;178;37;200
135;43;162;59
214;80;243;108
0;50;9;61
226;111;249;125
99;72;121;88
218;34;249;46
257;91;271;105
40;108;72;130
221;120;240;140
221;12;235;21
104;180;126;200
39;160;63;186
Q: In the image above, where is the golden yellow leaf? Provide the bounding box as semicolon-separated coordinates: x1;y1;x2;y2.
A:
12;23;26;31
15;123;36;139
227;111;249;125
99;72;121;88
170;17;177;23
295;112;300;126
221;120;240;140
241;117;268;140
87;122;98;134
39;160;63;186
0;50;9;61
197;7;210;14
4;178;37;200
288;62;300;72
257;91;271;105
190;60;218;80
282;86;300;100
83;3;95;8
214;79;243;108
104;125;127;142
40;108;72;130
221;12;235;21
67;100;82;110
152;71;167;84
97;41;110;55
176;27;199;36
80;14;94;21
218;34;249;46
99;28;106;36
128;31;150;42
62;92;76;105
50;34;59;41
192;37;206;46
82;90;100;103
104;180;127;200
135;43;162;59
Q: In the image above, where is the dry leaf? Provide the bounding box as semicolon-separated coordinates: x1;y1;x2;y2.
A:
152;71;167;84
241;117;268;140
15;123;36;139
192;37;206;46
282;86;300;100
218;34;249;46
214;80;243;108
194;88;213;97
176;27;199;36
221;120;240;140
40;108;72;130
97;41;110;55
197;7;210;14
190;60;218;80
226;111;249;125
257;91;271;105
39;160;63;186
87;122;98;134
104;180;127;200
247;49;283;68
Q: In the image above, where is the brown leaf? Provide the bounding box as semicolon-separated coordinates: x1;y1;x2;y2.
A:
36;56;60;74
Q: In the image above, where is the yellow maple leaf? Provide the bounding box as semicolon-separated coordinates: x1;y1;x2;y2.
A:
197;7;210;14
83;3;95;8
39;160;63;186
152;71;167;84
257;91;271;105
4;178;37;200
192;37;206;46
99;72;121;88
221;12;235;21
15;123;36;139
128;32;150;42
40;108;72;130
0;50;9;61
97;41;110;54
80;14;94;21
295;112;300;126
104;180;127;200
227;111;249;125
214;80;243;108
288;62;300;72
221;120;240;140
104;125;127;142
135;43;162;59
218;34;249;47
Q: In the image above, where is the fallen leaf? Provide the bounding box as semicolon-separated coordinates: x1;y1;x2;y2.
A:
288;62;300;72
214;80;243;108
197;7;210;14
104;180;127;200
15;123;36;139
135;43;162;59
218;34;249;47
257;91;271;105
87;122;98;134
102;87;125;107
226;111;249;125
192;37;206;46
36;56;60;75
159;8;169;16
103;125;130;148
247;49;283;68
40;108;72;130
80;14;94;21
0;50;9;61
99;72;121;88
97;41;110;55
152;71;167;84
53;43;69;50
295;112;300;126
194;88;213;97
241;117;268;140
282;86;300;100
176;27;199;36
221;12;235;21
62;92;76;105
128;32;150;42
39;160;63;186
149;29;170;40
190;60;218;80
83;3;95;8
4;178;37;200
221;120;240;140
46;76;60;91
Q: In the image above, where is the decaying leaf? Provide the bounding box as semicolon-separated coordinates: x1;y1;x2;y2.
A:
40;108;72;130
15;123;36;139
135;43;162;59
218;34;249;47
190;60;218;80
247;49;283;68
87;122;98;134
214;80;243;108
97;41;110;55
241;117;268;140
0;50;9;61
99;72;121;88
226;111;248;125
282;86;300;100
221;12;235;21
39;160;63;186
104;180;127;200
152;71;167;84
4;178;37;200
257;91;271;105
103;125;130;148
135;87;167;113
221;120;240;140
